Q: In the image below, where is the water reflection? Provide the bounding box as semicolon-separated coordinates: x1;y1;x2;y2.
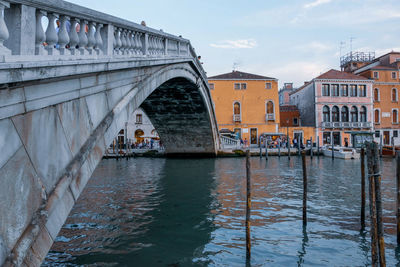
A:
44;156;400;266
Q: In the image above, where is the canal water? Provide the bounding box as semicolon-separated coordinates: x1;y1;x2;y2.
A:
43;156;399;266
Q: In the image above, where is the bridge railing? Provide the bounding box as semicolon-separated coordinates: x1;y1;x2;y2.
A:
0;0;198;63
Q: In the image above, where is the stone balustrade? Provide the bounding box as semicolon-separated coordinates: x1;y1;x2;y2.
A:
0;0;197;63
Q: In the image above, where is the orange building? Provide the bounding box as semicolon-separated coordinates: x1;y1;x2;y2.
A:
347;52;400;145
208;70;280;146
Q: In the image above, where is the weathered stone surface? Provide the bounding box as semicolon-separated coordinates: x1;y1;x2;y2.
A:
0;147;42;259
25;226;53;266
85;92;109;129
0;118;22;169
0;102;25;120
69;160;92;200
57;98;93;157
12;107;73;193
45;188;75;240
24;78;81;101
0;236;6;267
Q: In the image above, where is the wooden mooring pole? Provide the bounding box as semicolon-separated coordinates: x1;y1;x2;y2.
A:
317;138;320;157
397;151;400;245
361;148;366;230
245;150;251;260
367;142;385;266
331;142;334;160
288;136;291;160
392;136;396;158
380;135;383;158
301;150;307;226
278;139;281;158
265;144;268;161
310;137;313;159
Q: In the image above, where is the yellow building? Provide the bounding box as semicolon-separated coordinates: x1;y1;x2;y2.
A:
208;70;280;146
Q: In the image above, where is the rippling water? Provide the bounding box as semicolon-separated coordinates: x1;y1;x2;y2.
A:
43;156;399;266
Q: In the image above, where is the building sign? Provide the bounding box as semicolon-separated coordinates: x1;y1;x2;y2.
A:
382;112;391;118
243;128;249;133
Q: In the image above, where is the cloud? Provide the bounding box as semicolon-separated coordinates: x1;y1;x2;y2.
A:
304;0;332;9
210;39;257;49
296;41;334;53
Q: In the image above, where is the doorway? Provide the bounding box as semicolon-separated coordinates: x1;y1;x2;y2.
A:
383;131;390;145
250;128;258;145
333;132;341;146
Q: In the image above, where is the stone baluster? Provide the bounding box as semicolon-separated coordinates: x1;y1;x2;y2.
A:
138;32;143;55
68;18;79;55
0;1;10;57
116;28;122;55
121;29;128;55
78;20;88;55
94;23;103;55
113;28;117;54
45;13;59;55
58;15;70;55
127;30;133;55
164;38;168;55
87;21;96;55
135;32;141;55
35;10;46;55
156;37;160;54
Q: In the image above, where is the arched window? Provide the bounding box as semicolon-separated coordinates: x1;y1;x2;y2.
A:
392;88;398;102
135;129;144;143
266;101;274;114
323;106;330;122
351;106;358;122
341;106;349;122
234;102;241;115
332;106;339;122
393;109;398;124
360;106;367;122
374;109;380;124
374;88;380;102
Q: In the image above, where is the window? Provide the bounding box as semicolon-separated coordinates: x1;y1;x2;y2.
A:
266;101;274;120
234;83;240;90
350;85;357;97
351;106;358;122
374;109;380;124
393;109;398;124
323;105;330;122
332;84;339;96
209;83;214;90
234;83;246;90
373;71;379;79
323;132;331;145
136;114;142;124
234;102;241;114
293;118;299;125
241;83;247;89
359;85;366;97
375;131;380;138
341;84;348;96
392;72;397;79
332;106;339;122
360;106;367;122
341;106;349;122
322;84;330;96
392;88;398;102
374;88;380;102
265;82;272;89
394;130;398;138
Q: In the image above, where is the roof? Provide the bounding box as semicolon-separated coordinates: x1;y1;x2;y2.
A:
279;105;299;112
208;70;276;80
315;69;369;80
289;81;311;95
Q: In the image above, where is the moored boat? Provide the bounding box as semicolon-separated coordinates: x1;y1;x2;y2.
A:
322;146;360;159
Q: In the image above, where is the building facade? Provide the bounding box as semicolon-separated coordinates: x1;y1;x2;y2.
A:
290;69;374;147
208;70;280;146
279;83;296;105
350;52;400;145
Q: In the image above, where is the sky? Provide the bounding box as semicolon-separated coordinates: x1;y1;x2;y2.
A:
68;0;400;88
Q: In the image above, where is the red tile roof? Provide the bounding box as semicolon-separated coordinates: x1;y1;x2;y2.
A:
208;70;276;80
315;69;369;80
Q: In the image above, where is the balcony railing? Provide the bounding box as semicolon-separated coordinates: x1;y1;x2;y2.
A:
321;121;372;129
265;113;275;121
233;114;241;122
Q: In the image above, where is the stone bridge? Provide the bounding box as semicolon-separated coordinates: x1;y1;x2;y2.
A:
0;0;219;265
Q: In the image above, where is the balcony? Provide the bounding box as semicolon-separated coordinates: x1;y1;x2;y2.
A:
265;113;275;121
233;114;241;122
321;121;372;129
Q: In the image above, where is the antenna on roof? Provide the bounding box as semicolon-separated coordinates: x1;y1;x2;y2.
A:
350;36;355;55
232;62;239;72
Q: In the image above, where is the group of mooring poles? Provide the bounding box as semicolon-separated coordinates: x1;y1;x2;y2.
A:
245;147;309;261
247;141;400;266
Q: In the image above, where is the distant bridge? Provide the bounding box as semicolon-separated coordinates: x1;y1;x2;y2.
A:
0;0;219;265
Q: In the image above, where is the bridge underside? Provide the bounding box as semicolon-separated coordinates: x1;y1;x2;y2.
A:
141;77;215;156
